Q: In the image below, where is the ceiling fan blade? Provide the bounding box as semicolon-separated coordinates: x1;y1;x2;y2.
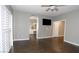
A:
51;8;58;12
55;8;59;11
55;5;65;7
41;5;65;8
46;8;51;11
51;9;55;11
41;5;53;7
41;5;64;12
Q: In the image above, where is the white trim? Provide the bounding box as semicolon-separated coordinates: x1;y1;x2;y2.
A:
37;36;53;39
64;40;79;46
52;35;64;37
13;38;29;41
36;16;39;39
37;35;64;39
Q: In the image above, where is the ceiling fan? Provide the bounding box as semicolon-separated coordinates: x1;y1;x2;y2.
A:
41;5;64;12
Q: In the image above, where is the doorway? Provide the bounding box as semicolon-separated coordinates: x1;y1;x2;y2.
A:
29;16;38;40
53;20;65;37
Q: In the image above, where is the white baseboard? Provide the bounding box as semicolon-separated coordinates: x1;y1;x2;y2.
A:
14;38;29;41
64;40;79;46
37;35;64;39
52;35;64;37
37;36;53;39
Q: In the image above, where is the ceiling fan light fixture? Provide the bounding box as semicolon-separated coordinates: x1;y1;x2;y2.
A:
41;5;64;12
51;6;55;9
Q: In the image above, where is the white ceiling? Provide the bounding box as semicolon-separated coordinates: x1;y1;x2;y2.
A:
11;5;79;17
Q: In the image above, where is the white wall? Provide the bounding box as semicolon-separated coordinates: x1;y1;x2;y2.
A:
52;9;79;45
13;11;53;40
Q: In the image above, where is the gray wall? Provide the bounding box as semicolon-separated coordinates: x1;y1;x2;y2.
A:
52;9;79;45
13;11;31;40
13;11;53;40
38;15;53;38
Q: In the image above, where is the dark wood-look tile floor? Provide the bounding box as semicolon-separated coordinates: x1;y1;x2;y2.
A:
10;35;79;53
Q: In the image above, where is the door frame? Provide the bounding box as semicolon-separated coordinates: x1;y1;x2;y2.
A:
29;16;39;39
